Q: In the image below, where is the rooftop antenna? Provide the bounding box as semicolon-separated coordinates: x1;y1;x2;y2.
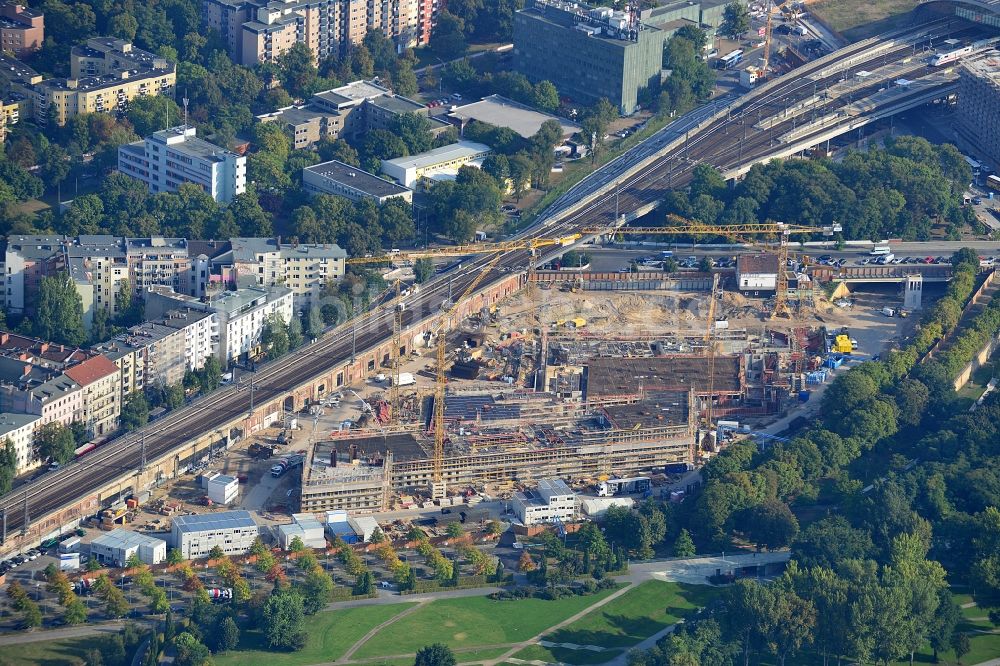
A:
183;91;189;131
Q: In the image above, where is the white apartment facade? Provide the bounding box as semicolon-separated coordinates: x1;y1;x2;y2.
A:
0;412;41;474
119;125;246;203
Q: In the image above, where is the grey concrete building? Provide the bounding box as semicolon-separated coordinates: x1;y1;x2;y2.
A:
303;160;413;204
514;0;667;115
958;56;1000;170
170;510;259;560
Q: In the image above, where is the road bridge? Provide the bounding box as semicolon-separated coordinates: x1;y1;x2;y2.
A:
0;17;994;556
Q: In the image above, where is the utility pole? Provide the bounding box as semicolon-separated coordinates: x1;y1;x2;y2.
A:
249;371;256;415
614;181;620;224
1;509;6;545
351;322;357;364
21;489;28;535
140;431;147;472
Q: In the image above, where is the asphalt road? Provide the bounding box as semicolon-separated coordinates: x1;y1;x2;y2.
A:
0;20;973;547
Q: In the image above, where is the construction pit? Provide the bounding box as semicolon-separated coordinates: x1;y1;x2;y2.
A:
275;277;924;515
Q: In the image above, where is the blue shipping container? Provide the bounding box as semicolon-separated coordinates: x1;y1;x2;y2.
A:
799;390;811;402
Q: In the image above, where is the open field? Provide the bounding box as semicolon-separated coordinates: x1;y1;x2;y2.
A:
214;603;416;666
544;581;717;649
350;589;620;659
0;635;109;666
808;0;919;41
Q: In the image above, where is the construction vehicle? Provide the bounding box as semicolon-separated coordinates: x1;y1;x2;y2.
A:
833;335;853;354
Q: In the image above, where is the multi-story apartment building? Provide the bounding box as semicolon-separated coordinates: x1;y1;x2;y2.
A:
0;412;41;474
214;238;346;310
62;235;204;329
118;125;247;203
0;357;84;429
32;38;176;126
0;3;43;57
122;308;217;389
3;235;67;316
63;354;121;437
257;80;445;149
203;0;428;67
145;284;293;366
90;338;146;399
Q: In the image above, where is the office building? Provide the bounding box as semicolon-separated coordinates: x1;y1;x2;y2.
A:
514;0;666;115
202;0;429;67
145;284;293;366
381;141;492;188
958;56;1000;169
217;238;347;309
171;510;259;559
256;80;443;149
512;478;576;526
0;3;43;57
0;412;40;474
303;160;413;204
32;38;176;126
118;125;246;203
63;354;121;437
90;529;167;567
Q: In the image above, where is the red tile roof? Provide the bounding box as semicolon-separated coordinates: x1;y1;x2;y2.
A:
64;354;119;386
737;253;780;275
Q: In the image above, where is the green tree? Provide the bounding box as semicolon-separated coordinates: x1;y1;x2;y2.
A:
413;258;435;284
120;392;150;431
166;548;183;565
720;1;750;39
431;11;467;58
742;500;799;551
35;272;86;346
952;632;971;663
174;632;211;666
673;529;696;557
532;80;560;112
279;42;319;97
261;313;291;360
126;96;182;136
64;598;87;624
446;522;463;538
0;438;16;497
34;422;76;464
262;590;306;650
415;643;457;666
301;568;334;614
216;615;240;652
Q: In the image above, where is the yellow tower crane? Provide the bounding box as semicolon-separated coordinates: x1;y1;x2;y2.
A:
429;253;505;499
345;235;584;265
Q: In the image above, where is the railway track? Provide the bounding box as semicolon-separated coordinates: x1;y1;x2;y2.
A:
0;19;972;542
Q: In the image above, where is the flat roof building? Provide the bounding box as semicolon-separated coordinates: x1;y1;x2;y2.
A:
447;95;581;140
278;512;326;550
0;412;40;474
512;478;576;526
119;125;246;203
90;529;167;567
32;38;176;126
0;3;44;57
381;141;491;188
736;253;780;294
303;160;413;205
958;55;1000;170
171;510;259;560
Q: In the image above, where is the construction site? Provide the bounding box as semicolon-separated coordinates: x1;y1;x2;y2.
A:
294;266;860;515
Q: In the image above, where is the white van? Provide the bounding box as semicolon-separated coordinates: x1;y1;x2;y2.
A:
870;244;891;256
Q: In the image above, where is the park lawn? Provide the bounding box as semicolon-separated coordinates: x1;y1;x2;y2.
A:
214;602;416;666
512;643;623;665
454;647;515;663
351;588;621;659
544;581;719;649
0;634;110;665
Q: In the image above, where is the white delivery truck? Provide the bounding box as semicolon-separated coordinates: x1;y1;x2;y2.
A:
392;372;416;387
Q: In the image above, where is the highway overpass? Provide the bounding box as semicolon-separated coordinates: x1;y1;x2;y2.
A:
0;16;996;556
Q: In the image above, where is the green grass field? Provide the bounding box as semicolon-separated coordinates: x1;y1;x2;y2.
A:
0;635;110;666
543;581;718;649
350;588;621;659
214;603;416;666
453;647;516;664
